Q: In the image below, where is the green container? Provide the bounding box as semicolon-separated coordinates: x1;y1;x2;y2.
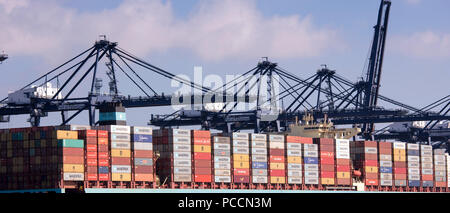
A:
58;139;84;148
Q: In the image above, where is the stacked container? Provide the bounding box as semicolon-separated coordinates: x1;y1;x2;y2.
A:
212;136;231;183
378;142;392;187
58;130;85;182
420;145;433;187
192;130;212;183
131;127;154;183
97;130;109;181
231;133;250;184
303;143;319;185
434;149;446;188
98;125;131;182
351;141;378;186
285;136;303;185
393;142;407;187
154;129;192;183
446;153;450;188
98;103;127;126
335;139;351;186
268;135;286;184
79;130;98;181
406;144;420;187
314;138;335;185
250;134;268;184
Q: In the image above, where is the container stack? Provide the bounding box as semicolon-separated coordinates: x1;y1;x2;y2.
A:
30;127;55;188
420;145;433;187
78;130;98;181
335;139;351;186
434;149;446;188
154;129;192;183
212;136;231;183
303;143;319;185
378;142;392;187
314;138;335;185
131;127;154;183
406;144;420;187
285;136;303;185
231;133;250;184
250;134;268;184
446;153;450;188
268;135;286;184
351;141;378;186
98;125;131;182
97;130;109;181
58;130;85;182
393;142;407;187
98;103;126;126
9;129;28;189
192;130;212;183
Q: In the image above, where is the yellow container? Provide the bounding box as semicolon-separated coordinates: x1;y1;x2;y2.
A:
233;161;250;169
55;130;78;139
321;178;335;185
270;163;285;170
337;172;350;179
365;166;378;173
270;176;286;184
111;149;131;157
112;173;132;181
63;164;84;173
287;156;302;164
233;154;249;162
393;149;405;155
393;155;406;162
193;145;211;153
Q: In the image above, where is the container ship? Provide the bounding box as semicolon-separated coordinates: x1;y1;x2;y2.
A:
0;120;448;193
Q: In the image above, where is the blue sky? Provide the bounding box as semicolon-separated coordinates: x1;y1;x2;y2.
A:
0;0;448;128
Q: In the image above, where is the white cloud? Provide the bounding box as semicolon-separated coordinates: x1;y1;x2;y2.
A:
390;31;450;59
0;0;342;64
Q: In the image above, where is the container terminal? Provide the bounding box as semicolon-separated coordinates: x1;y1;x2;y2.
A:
0;0;448;193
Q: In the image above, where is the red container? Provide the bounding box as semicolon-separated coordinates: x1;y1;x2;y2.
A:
98;152;108;159
314;138;334;145
98;144;109;152
135;165;153;173
336;165;350;171
233;168;250;176
233;176;250;183
393;162;406;168
134;174;154;182
321;171;335;178
435;182;446;187
87;166;97;173
269;149;284;156
194;159;211;168
364;154;378;160
62;148;84;156
98;159;109;167
320;152;334;158
63;156;84;164
270;169;285;176
193;152;211;160
194;175;212;182
393;167;406;174
336;159;350;165
192;138;211;145
87;173;98;181
134;150;153;158
299;137;313;144
269;155;284;163
365;173;378;179
99;173;109;181
320;157;334;165
86;144;97;152
365;179;378;186
319;146;334;152
337;178;351;185
97;130;108;138
191;130;211;138
364;160;378;167
286;136;299;143
78;130;97;138
194;167;212;175
85;138;98;145
321;164;335;172
87;158;98;166
111;157;131;165
422;175;433;181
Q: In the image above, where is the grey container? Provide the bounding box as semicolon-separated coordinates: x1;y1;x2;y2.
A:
214;149;231;156
304;151;318;157
133;142;152;150
287;170;302;177
214;176;231;183
215;169;231;176
303;144;318;151
173;167;192;175
408;174;420;180
214;143;230;150
407;162;419;168
233;140;249;147
252;169;268;176
251;148;267;155
252;155;267;162
380;173;392;179
172;144;191;152
407;156;419;162
287;150;302;157
233;147;249;154
288;177;303;184
174;159;191;167
251;141;267;148
214;163;231;170
252;176;268;184
305;171;319;178
407;168;420;175
214;156;231;163
170;137;190;144
111;141;131;149
380;161;393;167
173;152;191;159
394;180;407;186
173;174;192;182
421;163;433;169
287;163;302;170
112;165;131;173
304;164;319;171
305;178;319;185
380;180;393;186
286;143;301;150
422;181;434;187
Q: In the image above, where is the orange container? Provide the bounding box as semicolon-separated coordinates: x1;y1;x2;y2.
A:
134;173;154;181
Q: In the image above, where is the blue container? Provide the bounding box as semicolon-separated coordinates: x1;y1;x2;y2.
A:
252;162;267;169
422;181;434;187
407;150;419;156
132;134;153;143
304;157;318;164
380;167;392;173
408;180;420;187
98;166;109;174
99;112;126;121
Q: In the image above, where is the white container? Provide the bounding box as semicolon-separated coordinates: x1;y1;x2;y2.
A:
170;137;190;144
63;173;84;181
174;159;191;167
173;152;191;160
214;143;230;150
268;134;284;142
214;176;231;183
111;141;131;149
173;167;192;174
98;125;130;134
131;126;152;135
335;139;350;146
408;168;420;175
269;142;284;149
233;140;249;147
380;161;392;167
305;178;319;185
170;129;190;137
287;150;302;157
133;142;152;150
214;163;231;170
336;152;350;159
287;163;302;170
252;155;267;162
287;170;302;177
251;141;267;148
364;147;377;154
303;144;318;151
407;156;420;162
172;144;191;152
233;147;249;154
288;177;303;184
304;151;318;157
286;143;301;150
250;133;266;142
406;144;419;150
305;171;319;178
420;145;432;151
408;175;420;180
232;132;249;140
251;148;267;155
393;142;406;149
214;156;231;163
252;176;268;184
112;165;131;173
215;170;231;176
304;164;319;171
